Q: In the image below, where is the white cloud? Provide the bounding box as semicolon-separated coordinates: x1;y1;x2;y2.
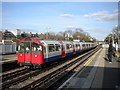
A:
84;11;108;17
84;10;118;21
64;26;83;30
86;28;110;34
114;9;120;13
95;13;118;21
60;14;74;18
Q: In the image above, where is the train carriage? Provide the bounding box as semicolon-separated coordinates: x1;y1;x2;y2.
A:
18;38;44;66
41;40;62;62
62;41;74;56
17;37;97;68
73;41;81;53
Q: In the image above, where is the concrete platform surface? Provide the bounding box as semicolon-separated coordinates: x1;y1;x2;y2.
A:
58;48;120;89
0;54;17;64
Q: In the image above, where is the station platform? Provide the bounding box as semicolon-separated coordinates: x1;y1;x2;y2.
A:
58;47;120;89
0;54;17;64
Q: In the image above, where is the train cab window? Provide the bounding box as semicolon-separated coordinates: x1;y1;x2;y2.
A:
32;42;42;54
23;42;31;54
18;42;24;53
55;44;61;51
48;44;55;52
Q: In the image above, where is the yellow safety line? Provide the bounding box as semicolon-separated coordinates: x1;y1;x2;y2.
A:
63;48;103;90
85;48;102;66
86;59;93;66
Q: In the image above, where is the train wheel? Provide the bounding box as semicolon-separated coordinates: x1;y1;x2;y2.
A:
24;66;30;69
29;66;36;70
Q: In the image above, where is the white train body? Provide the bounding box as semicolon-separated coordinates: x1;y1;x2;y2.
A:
38;39;97;63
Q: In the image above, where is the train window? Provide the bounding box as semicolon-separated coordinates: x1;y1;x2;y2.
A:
24;42;31;54
48;44;55;52
69;44;72;48
82;44;85;47
32;42;42;54
55;44;60;51
76;44;78;48
78;44;81;48
69;44;72;50
77;44;80;49
66;44;70;50
73;45;75;49
86;44;88;47
18;42;24;53
26;47;30;51
88;44;90;47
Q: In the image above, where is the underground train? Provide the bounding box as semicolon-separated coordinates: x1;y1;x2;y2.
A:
17;38;97;68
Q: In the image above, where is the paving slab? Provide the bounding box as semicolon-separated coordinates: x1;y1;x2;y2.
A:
58;47;120;89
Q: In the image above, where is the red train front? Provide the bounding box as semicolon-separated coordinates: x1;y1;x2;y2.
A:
17;38;44;67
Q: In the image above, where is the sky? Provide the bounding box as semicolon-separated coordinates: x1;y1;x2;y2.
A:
2;2;118;41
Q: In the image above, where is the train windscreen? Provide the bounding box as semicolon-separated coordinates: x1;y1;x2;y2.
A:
18;42;42;54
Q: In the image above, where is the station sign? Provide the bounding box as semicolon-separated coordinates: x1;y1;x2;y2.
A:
2;40;13;43
4;41;13;43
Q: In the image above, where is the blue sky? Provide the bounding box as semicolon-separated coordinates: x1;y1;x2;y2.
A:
2;2;118;40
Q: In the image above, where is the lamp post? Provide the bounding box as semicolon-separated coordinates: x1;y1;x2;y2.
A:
114;25;120;53
117;26;120;50
111;31;115;47
45;26;51;39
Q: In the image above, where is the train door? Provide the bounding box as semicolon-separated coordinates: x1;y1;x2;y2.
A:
18;42;25;63
18;42;32;63
24;42;32;63
62;44;65;57
73;44;75;54
31;42;44;64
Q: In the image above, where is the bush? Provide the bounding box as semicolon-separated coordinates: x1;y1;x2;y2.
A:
12;38;20;42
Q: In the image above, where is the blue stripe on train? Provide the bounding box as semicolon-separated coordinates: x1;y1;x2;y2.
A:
44;50;81;63
76;50;80;53
44;55;61;62
66;52;73;56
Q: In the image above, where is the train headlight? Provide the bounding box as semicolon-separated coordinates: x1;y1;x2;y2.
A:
20;54;22;56
35;55;37;57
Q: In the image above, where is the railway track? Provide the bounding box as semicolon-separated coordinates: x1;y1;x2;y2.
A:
1;51;78;89
19;47;100;89
1;67;28;82
17;47;100;89
1;46;101;89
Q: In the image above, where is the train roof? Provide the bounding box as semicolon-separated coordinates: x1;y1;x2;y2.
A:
19;38;96;45
41;40;61;45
